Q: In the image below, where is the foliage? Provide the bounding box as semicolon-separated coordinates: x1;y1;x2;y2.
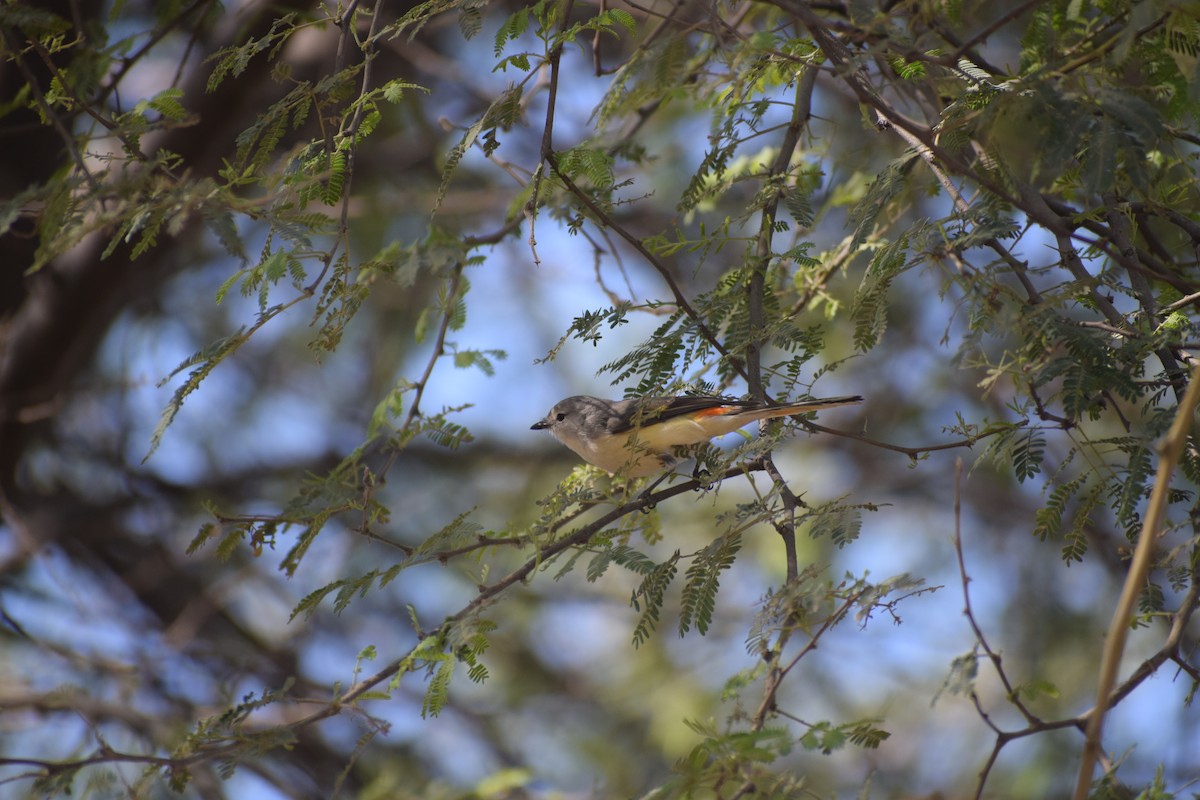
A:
3;0;1200;798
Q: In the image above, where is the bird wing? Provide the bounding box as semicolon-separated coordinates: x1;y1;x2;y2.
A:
609;396;752;433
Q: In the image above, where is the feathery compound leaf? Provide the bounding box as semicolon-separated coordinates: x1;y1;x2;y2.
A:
412;510;484;561
807;505;863;548
321;149;347;205
136;87;187;122
978;423;1020;476
850;236;910;352
422;417;475;450
630;552;680;647
1112;442;1152;528
187;522;219;555
848;151;919;249
600;314;686;390
145;329;250;461
289;565;401;622
605;7;636;32
422;655;454;718
956;57;994;85
458;7;482;39
481;84;524;132
206;14;300;91
452;348;507;376
847;720;891;750
557;144;615;188
205;209;246;262
679;534;742;636
933;651;980;705
435;85;522;214
587;543;659;582
799;718;892;753
782;184;815;228
1033;476;1086;540
1063;481;1105;563
494;6;532;57
0;4;72;37
1011;428;1047;483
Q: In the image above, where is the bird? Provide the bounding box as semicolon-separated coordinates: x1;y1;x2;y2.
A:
531;394;862;477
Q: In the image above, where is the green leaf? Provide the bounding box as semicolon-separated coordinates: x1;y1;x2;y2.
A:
145;329;251;461
808;506;862;548
206;14;300;92
458;7;482;40
782;185;814;228
1082;118;1119;195
1014;679;1060;701
422;656;454;718
381;78;423;103
679;534;741;636
630;552;680;647
494;6;532;57
850;236;910;351
0;4;72;37
411;510;484;561
848;152;919;249
607;8;636;32
452;348;507;376
140;87;188;121
1011;428;1046;483
587;543;658;581
423;418;474;450
933;652;979;705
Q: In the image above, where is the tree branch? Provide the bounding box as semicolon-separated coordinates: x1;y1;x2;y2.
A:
547;153;750;382
1073;361;1200;800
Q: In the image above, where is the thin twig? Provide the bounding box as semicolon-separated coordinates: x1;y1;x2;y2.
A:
947;0;1044;62
27;36;149;163
309;0;381;296
747;69;815;396
745;71;817;581
401;265;464;427
953;459;1042;726
749;590;862;730
962;577;1200;798
94;0;215;108
804;419;1011;459
0;28;101;193
302;462;767;715
528;14;570;267
1073;361;1200;800
0;461;768;778
547;154;749;382
763;454;801;582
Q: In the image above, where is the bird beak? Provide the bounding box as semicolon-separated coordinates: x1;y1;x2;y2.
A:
531;420;549;430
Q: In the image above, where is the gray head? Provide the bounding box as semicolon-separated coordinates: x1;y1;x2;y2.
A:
534;395;667;474
531;395;628;449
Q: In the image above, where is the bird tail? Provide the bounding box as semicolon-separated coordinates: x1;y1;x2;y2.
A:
755;395;863;419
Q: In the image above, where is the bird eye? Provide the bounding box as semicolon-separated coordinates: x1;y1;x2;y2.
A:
555;412;566;422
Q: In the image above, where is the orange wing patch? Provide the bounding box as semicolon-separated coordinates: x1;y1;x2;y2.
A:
693;405;737;418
